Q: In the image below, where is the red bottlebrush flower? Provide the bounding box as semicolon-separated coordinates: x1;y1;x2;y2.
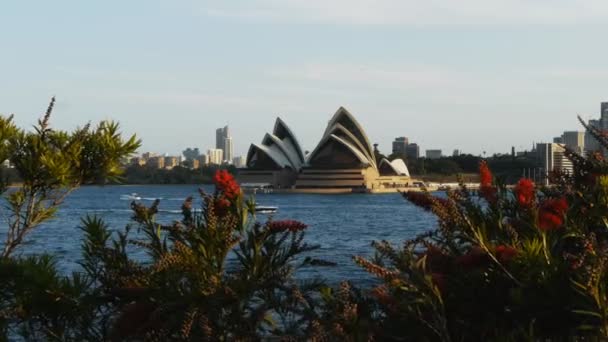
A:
479;160;493;187
267;220;308;233
538;197;568;231
514;178;535;207
495;245;518;263
456;246;488;269
213;170;241;199
478;161;497;204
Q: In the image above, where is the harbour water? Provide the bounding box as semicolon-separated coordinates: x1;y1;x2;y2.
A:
19;185;438;285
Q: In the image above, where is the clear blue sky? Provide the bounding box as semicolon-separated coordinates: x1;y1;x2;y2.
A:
1;0;607;157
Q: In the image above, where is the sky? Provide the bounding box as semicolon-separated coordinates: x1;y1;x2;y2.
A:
1;0;607;158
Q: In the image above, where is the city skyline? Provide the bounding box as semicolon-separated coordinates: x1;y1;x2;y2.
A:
2;1;608;156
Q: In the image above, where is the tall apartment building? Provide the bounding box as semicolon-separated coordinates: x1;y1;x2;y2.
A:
392;137;409;155
537;143;574;185
406;143;420;160
216;126;233;163
584;102;608;155
207;149;224;165
224;136;233;163
560;131;585;155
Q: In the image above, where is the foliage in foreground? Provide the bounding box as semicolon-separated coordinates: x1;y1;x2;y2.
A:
3;103;608;340
328;118;608;340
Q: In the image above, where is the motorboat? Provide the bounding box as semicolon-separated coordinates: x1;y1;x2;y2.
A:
255;205;278;214
120;193;142;201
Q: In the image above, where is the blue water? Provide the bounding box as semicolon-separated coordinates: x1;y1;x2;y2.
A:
18;185;438;285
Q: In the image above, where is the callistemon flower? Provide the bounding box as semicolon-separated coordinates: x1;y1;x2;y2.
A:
479;161;492;187
478;161;497;203
495;245;518;263
213;170;241;199
267;220;308;233
514;178;535;207
538;197;568;231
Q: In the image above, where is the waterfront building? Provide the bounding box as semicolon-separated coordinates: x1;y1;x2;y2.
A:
392;137;409;155
207;149;224;165
232;156;246;168
406;143;420;160
224;136;234;163
536;143;574;185
239;107;412;192
425;149;442;159
585;119;601;154
148;156;165;169
239;118;305;188
164;156;180;170
216;126;233;163
560;131;585;155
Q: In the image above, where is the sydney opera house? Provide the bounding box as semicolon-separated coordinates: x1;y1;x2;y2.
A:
238;107;413;193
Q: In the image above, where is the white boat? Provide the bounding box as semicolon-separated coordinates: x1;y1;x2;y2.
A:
120;193;142;201
241;183;274;194
255;205;278;214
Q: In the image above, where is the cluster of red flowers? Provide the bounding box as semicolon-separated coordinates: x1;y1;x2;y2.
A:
495;245;518;263
213;170;241;200
514;178;535;207
479;161;497;203
267;220;308;233
538;197;568;231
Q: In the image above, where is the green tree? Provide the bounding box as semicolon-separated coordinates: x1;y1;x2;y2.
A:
0;98;140;339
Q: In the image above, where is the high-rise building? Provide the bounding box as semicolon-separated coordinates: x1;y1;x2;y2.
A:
216;126;229;150
537;143;574;185
453;149;460;157
560;131;585;155
425;149;442;159
224;136;234;163
406;143;420;160
585;119;601;154
216;125;233;163
207;149;224;165
392;137;409;156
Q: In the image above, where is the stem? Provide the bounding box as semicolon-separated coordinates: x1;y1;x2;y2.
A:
464;216;523;286
542;232;551;265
